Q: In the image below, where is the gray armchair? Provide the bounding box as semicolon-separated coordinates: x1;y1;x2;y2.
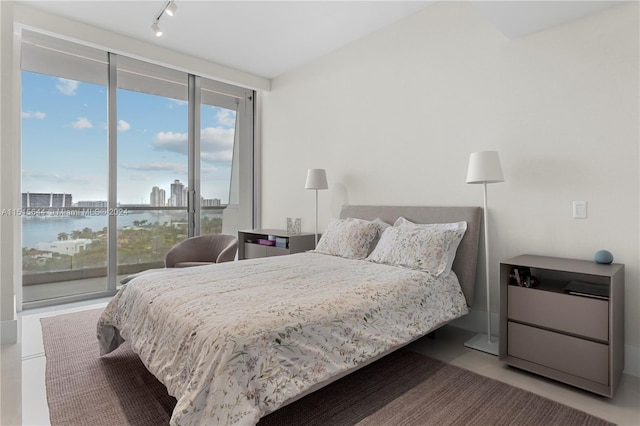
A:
165;234;238;268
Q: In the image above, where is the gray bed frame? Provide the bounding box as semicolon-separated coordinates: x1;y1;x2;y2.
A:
275;205;482;413
340;205;482;305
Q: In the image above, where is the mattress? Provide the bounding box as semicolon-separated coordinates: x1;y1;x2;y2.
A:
97;252;468;425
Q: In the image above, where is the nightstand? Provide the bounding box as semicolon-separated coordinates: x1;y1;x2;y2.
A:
237;229;317;260
499;254;624;397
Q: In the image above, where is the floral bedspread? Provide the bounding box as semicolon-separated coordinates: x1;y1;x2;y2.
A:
97;252;468;425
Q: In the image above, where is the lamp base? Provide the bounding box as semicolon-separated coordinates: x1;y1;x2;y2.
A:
464;333;499;356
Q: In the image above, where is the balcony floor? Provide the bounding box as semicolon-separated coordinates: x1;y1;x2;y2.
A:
23;275;128;306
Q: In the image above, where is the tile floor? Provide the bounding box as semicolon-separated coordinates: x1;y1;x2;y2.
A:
1;300;639;426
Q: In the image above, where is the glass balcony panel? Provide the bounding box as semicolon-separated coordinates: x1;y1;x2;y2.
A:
22;207;108;302
200;207;226;235
116;208;189;275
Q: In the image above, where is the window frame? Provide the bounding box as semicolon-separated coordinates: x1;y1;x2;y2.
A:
19;30;255;308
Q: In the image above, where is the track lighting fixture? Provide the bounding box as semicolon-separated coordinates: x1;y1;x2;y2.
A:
165;1;178;17
151;20;163;37
151;1;177;37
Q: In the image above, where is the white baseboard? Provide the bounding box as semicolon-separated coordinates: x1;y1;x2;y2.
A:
452;308;640;378
0;319;18;345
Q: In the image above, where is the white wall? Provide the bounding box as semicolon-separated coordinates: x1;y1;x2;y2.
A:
0;0;18;345
260;1;639;370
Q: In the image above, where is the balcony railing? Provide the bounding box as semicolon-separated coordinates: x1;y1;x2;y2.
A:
22;206;226;301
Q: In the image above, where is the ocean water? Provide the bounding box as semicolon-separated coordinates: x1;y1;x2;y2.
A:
21;211;185;249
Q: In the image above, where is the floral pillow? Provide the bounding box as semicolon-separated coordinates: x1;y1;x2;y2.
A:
393;217;467;276
366;219;467;276
313;218;383;259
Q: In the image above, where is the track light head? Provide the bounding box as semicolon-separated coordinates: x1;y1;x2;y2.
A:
151;20;163;37
165;1;177;17
151;1;176;37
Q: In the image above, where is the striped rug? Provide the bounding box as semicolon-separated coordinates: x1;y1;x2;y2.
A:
42;308;612;426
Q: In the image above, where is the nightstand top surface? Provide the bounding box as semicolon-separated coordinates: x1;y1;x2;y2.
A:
502;254;623;276
239;229;316;238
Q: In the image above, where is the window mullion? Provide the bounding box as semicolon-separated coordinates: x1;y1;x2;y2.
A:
188;74;201;237
107;52;118;289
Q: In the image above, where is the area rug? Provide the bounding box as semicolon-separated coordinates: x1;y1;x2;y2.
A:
42;308;613;426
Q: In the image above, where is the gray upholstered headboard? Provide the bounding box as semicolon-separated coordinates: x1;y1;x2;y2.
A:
339;205;482;306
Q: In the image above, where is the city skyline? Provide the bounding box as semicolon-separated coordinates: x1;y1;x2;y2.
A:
21;72;236;205
22;180;224;208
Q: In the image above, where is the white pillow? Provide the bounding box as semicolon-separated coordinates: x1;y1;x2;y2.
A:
393;217;467;276
366;219;467;276
313;218;383;259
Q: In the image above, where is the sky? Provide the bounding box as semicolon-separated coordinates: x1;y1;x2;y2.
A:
21;71;236;205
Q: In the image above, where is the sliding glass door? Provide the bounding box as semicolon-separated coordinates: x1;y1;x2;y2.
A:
116;56;190;277
20;31;110;303
20;30;254;307
199;77;253;237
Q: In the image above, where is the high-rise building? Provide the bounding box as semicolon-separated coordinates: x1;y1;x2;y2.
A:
182;186;189;207
201;198;221;207
77;201;108;208
22;192;72;208
150;186;166;207
170;179;185;207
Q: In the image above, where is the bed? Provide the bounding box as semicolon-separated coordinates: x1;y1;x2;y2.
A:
97;205;481;425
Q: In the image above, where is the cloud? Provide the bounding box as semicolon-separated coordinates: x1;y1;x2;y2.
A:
201;127;234;147
216;109;236;128
22;111;46;119
200;166;219;175
56;78;79;96
120;162;187;175
71;117;93;129
201;150;233;163
151;127;234;164
168;99;188;109
117;120;131;132
201;127;234;163
126;173;152;182
22;170;92;184
153;131;188;155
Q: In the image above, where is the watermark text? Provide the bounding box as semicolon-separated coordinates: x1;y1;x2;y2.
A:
1;208;130;217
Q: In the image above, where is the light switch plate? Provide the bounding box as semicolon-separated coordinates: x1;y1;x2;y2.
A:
573;201;587;219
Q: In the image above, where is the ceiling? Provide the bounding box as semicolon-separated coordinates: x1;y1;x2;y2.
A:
16;1;625;80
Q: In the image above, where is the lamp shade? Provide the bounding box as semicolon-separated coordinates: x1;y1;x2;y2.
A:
466;151;504;184
305;169;328;190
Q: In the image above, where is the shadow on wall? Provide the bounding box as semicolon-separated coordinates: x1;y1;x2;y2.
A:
330;183;349;218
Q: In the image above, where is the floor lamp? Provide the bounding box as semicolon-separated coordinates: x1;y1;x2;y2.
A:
305;169;328;247
464;151;504;356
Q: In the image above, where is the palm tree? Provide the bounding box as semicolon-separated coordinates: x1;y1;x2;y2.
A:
57;232;69;241
81;227;92;238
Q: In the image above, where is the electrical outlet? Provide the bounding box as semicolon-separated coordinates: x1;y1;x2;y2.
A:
573;201;587;219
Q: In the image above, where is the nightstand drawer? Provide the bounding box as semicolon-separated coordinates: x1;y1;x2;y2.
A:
244;243;266;259
265;246;288;257
508;285;608;341
508;322;608;385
